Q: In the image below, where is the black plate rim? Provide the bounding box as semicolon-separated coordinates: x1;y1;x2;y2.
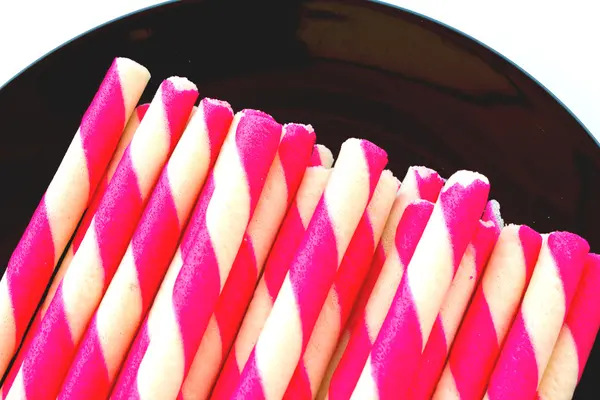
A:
1;0;597;148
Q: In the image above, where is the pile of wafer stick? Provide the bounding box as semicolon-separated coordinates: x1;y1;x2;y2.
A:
0;58;598;400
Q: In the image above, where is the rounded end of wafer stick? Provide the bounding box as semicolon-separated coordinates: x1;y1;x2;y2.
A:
380;169;401;189
164;76;198;92
240;109;276;121
309;144;334;168
483;200;504;229
201;97;233;112
404;166;444;203
547;231;590;302
283;123;317;146
443;170;489;191
114;57;150;78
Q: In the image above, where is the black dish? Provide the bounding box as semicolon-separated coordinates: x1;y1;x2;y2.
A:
0;0;598;397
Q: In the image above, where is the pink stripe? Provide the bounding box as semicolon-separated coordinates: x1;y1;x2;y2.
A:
73;176;107;252
486;313;538;400
135;104;149;120
449;289;500;400
211;354;242;400
360;141;388;197
80;58;126;198
548;232;589;311
284;364;312;400
58;320;109;400
568;254;600;379
5;201;55;342
161;80;199;150
309;149;323;167
94;148;143;286
22;286;75;399
231;350;266;400
202;99;234;165
328;201;434;400
413;169;444;202
280;124;316;191
110;322;150;400
182;177;214;258
448;225;542;400
264;205;305;300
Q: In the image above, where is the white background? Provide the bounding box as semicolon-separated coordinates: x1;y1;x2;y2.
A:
0;0;598;139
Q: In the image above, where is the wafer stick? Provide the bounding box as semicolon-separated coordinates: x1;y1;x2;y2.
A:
537;254;600;400
179;126;317;400
324;200;434;400
350;171;490;400
57;98;233;400
0;58;149;377
212;157;333;400
484;232;589;400
432;224;543;400
284;171;399;399
409;200;502;400
231;139;388;400
117;110;282;400
310;144;334;168
0;104;148;398
5;77;197;400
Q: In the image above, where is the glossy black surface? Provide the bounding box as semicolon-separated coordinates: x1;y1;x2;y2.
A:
0;0;598;397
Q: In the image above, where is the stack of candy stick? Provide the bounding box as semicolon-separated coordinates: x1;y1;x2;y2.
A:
433;224;543;400
212;150;334;400
1;57;599;400
408;200;503;400
231;139;389;399
350;171;491;399
0;103;148;399
181;141;327;400
5;77;198;400
323;167;444;399
112;109;284;400
537;254;600;400
0;58;149;378
484;232;589;400
57;98;234;400
284;170;399;399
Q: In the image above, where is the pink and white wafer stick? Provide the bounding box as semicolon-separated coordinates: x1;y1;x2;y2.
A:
117;110;282;400
409;200;502;400
309;144;334;169
212;157;333;400
484;232;589;400
6;77;198;400
232;138;388;400
325;200;435;400
0;58;149;376
350;170;490;400
179;125;317;400
57;98;234;400
537;254;600;400
323;167;444;392
432;224;543;400
0;104;149;398
284;171;399;400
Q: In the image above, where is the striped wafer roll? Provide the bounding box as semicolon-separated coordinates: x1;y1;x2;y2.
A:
284;171;399;400
118;110;282;400
57;98;233;400
325;200;435;400
432;224;543;400
212;157;333;400
178;124;316;400
350;171;490;400
232;138;388;400
0;58;149;376
0;104;149;398
537;254;600;400
5;77;198;400
484;232;589;400
409;200;503;400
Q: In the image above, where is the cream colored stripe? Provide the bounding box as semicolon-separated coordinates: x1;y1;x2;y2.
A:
432;366;461;400
521;236;566;383
115;58;150;117
61;225;105;340
45;132;90;264
181;314;222;400
295;167;332;227
247;155;289;268
315;145;334;168
0;279;15;374
104;111;142;181
405;204;454;345
323;140;371;264
95;248;143;379
148;248;183;336
4;369;26;400
481;225;529;340
166;105;213;225
255;277;303;400
538;326;579;400
350;357;379;400
235;279;273;369
366;171;399;243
